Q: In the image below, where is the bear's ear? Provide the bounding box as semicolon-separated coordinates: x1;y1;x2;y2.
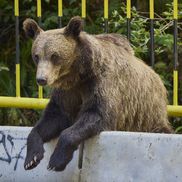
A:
23;18;43;39
64;16;83;38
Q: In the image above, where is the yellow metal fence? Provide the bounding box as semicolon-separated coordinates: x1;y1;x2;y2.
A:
0;0;181;117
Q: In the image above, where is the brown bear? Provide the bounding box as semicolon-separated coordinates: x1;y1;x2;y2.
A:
23;16;173;171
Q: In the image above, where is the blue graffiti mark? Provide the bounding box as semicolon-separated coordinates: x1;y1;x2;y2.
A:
0;131;27;171
13;145;26;171
0;174;2;178
0;131;11;163
7;134;27;154
7;134;14;153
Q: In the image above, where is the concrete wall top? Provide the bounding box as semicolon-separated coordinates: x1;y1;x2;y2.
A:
81;132;182;182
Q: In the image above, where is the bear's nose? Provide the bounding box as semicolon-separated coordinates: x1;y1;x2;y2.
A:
36;78;47;86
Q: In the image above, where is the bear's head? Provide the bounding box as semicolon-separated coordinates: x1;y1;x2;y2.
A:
23;16;85;89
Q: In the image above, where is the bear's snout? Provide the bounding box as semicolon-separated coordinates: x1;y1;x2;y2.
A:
36;77;47;86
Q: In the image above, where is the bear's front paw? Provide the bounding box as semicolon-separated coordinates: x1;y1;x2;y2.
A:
24;144;44;170
47;149;73;171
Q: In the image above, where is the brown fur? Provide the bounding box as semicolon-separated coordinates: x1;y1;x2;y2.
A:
78;32;172;133
23;16;173;172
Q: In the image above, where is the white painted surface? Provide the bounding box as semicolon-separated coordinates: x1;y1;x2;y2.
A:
0;126;79;182
81;132;182;182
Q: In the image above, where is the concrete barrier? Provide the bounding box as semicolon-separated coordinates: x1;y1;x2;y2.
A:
81;132;182;182
0;126;79;182
1;127;182;182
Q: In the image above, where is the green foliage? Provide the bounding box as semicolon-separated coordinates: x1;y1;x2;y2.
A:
108;3;182;104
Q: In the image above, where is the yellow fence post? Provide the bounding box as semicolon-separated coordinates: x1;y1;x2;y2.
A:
149;0;154;19
37;0;41;18
36;0;43;98
16;64;20;97
126;0;131;40
82;0;86;19
58;0;63;27
173;0;178;105
126;0;131;19
104;0;109;33
149;0;155;68
15;0;21;97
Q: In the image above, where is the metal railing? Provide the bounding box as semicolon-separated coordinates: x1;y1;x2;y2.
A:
0;0;181;116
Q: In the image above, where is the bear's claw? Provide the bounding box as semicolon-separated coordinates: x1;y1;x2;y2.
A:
47;165;56;171
24;155;37;170
24;152;43;170
47;150;73;171
34;156;37;162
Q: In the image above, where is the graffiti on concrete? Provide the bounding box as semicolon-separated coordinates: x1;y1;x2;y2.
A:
0;131;27;170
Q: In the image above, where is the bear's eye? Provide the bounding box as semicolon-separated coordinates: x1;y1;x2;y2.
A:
51;52;60;64
34;54;39;64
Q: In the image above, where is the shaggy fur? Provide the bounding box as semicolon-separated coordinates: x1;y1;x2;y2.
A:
23;16;173;172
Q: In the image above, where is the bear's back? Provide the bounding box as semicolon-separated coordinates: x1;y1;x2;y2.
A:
94;33;134;56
